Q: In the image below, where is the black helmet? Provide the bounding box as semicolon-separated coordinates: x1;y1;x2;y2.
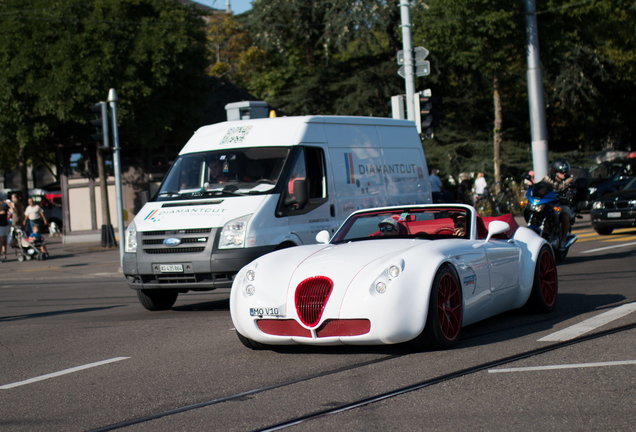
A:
551;159;570;174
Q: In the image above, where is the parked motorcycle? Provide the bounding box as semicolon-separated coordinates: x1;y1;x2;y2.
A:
523;181;579;260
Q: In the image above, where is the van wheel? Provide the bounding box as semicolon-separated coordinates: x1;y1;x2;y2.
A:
275;242;297;250
137;289;178;311
236;331;270;350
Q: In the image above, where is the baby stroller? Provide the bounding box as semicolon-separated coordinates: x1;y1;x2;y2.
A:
10;227;44;261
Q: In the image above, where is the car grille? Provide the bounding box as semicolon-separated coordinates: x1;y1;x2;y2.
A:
294;276;333;327
600;200;633;210
141;228;213;254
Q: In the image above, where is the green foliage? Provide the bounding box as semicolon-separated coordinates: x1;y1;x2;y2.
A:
0;0;209;172
243;0;403;115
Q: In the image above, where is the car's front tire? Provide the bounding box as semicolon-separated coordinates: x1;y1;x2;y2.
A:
136;289;178;311
525;245;558;313
236;331;270;350
412;264;463;350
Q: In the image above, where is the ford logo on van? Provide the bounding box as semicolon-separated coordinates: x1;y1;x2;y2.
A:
163;238;181;247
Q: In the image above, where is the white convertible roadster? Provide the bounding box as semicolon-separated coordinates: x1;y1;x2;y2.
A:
230;204;557;350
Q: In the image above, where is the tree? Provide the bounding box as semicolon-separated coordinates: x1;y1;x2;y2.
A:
539;0;636;152
242;0;404;116
0;0;210;197
412;0;526;191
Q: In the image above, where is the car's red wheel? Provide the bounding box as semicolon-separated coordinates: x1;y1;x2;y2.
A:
436;270;463;340
412;265;463;350
525;245;558;312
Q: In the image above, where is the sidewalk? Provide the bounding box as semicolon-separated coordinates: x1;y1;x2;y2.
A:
0;234;122;279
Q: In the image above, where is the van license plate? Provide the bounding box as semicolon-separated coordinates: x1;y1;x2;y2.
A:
160;264;183;273
607;212;621;218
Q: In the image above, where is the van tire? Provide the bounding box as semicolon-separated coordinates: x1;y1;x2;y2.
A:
236;331;269;350
275;242;297;250
137;289;178;311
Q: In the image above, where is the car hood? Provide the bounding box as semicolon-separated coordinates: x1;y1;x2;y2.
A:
253;239;428;297
596;188;636;202
133;195;267;231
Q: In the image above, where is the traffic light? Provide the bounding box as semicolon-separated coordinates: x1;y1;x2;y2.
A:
414;89;433;137
88;102;110;148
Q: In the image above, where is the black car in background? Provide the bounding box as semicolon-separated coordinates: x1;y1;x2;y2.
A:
581;158;636;210
590;176;636;235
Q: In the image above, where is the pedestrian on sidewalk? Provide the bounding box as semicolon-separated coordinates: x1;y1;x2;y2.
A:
0;200;9;262
25;196;47;235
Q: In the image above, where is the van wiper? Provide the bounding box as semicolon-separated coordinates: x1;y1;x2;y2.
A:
158;191;179;197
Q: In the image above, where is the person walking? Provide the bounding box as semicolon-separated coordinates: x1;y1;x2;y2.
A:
0;200;9;262
24;196;47;234
9;193;25;230
429;168;443;203
474;172;487;205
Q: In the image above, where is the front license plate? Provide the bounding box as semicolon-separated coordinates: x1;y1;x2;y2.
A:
607;212;621;218
250;307;280;317
159;264;183;273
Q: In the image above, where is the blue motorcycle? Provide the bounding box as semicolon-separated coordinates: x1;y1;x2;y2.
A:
524;181;578;260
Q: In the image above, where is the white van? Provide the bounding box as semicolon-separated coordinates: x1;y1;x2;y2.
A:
123;116;432;310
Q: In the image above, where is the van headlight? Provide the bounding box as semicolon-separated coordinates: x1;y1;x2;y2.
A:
125;221;137;253
219;215;251;249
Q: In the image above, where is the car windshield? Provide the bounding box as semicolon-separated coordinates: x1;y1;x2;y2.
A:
331;207;471;243
155;147;289;201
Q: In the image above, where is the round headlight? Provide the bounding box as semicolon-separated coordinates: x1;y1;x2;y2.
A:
246;270;255;281
375;281;387;294
245;285;255;296
388;265;400;278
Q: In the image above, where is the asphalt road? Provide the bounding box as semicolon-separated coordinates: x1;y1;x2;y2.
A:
1;217;635;432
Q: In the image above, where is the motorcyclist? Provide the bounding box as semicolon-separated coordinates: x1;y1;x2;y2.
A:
540;159;575;249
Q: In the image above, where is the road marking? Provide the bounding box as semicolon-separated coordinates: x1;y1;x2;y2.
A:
15;267;62;272
0;357;130;390
602;235;636;242
488;360;636;373
580;241;636;253
538;303;636;342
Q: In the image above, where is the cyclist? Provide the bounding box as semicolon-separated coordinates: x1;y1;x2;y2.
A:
540;159;575;249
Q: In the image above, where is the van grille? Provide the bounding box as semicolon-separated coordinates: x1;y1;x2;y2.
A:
141;228;213;254
141;272;234;285
294;276;333;327
145;247;206;254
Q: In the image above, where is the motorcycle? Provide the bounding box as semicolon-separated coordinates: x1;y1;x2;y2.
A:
523;181;579;261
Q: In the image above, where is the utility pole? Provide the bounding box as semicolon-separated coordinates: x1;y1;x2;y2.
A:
108;89;125;267
399;0;416;121
525;0;550;180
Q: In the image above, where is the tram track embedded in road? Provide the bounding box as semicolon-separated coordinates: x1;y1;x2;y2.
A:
255;322;636;432
88;320;636;432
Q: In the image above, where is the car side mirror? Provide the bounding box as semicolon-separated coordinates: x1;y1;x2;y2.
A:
316;230;330;244
485;221;510;242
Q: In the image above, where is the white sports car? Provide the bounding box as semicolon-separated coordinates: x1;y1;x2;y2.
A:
230;204;557;350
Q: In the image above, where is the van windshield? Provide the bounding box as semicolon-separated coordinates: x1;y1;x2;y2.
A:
155;147;289;201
